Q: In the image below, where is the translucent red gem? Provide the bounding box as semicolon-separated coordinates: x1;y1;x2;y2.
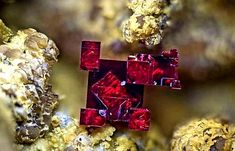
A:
79;41;181;131
127;60;150;84
91;71;129;98
91;71;136;121
84;59;144;124
127;49;181;89
80;41;100;71
128;108;150;131
80;108;106;127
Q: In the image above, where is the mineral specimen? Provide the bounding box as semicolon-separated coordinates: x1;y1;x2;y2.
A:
122;0;180;46
0;21;167;150
80;58;147;130
170;118;235;151
0;20;59;143
79;41;181;130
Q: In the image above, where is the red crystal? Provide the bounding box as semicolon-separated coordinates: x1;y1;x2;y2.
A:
128;108;150;131
90;71;140;121
127;61;150;84
127;49;181;89
91;71;129;98
87;60;144;123
86;59;144;109
162;49;178;58
80;108;106;127
80;41;100;71
79;40;181;131
100;97;137;121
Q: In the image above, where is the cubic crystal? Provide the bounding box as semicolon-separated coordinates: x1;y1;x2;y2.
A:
128;108;150;131
80;108;106;127
91;71;129;98
127;49;181;89
127;60;150;84
80;41;100;71
86;60;144;123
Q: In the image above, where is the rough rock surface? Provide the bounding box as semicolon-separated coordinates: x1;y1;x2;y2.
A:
171;118;235;151
0;26;59;143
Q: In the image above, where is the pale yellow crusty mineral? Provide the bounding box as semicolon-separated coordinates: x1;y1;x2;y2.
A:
0;23;59;143
171;118;235;151
0;19;13;43
16;113;136;151
16;111;168;151
122;0;180;46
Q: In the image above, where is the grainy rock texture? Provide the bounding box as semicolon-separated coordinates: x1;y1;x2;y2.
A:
16;112;167;151
122;0;180;46
171;118;235;151
0;24;59;143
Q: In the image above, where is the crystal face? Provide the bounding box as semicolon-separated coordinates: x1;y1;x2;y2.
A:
91;71;140;121
80;41;100;71
85;59;144;123
127;61;150;84
128;108;150;131
80;108;106;127
79;40;181;131
127;49;181;89
91;71;129;98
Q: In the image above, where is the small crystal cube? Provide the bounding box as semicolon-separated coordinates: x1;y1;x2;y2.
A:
127;49;181;89
80;41;100;71
80;108;106;127
128;108;150;131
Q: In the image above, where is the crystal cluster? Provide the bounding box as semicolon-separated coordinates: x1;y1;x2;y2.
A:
127;49;181;89
79;41;181;130
0;27;59;143
0;21;167;150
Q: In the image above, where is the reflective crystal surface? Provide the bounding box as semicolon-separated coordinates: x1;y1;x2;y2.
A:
87;60;144;122
128;108;150;131
80;41;100;71
80;108;106;127
79;41;181;130
127;49;181;89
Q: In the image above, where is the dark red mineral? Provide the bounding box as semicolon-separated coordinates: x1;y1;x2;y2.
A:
80;41;100;71
79;41;181;131
128;108;150;131
80;108;106;127
127;49;181;89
